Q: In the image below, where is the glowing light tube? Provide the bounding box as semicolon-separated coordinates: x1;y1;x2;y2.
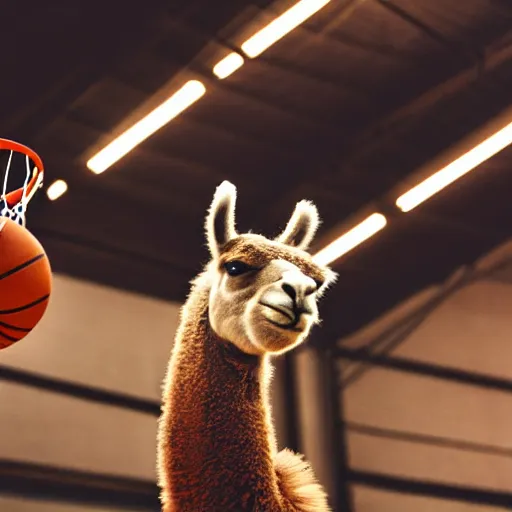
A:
87;80;206;174
241;0;331;58
396;121;512;212
313;213;387;265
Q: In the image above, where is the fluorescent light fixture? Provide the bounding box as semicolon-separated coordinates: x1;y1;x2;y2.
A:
313;213;387;265
87;80;206;174
47;179;68;201
396;120;512;212
241;0;331;58
213;53;245;79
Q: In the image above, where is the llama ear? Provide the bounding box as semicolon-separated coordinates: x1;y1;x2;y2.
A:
206;181;238;257
276;200;320;251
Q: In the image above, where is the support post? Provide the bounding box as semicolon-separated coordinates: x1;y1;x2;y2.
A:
293;344;353;511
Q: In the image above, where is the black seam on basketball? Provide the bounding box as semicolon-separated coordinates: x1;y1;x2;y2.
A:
0;294;49;315
0;329;20;342
0;253;46;281
0;319;31;332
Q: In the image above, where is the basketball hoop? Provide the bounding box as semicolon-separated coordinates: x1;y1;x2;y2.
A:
0;139;44;227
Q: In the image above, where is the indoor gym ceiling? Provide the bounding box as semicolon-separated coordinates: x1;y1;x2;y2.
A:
2;0;511;343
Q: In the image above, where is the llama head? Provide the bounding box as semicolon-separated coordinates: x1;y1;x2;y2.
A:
204;181;336;355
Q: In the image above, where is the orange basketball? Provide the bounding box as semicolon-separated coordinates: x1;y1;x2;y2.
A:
0;218;52;350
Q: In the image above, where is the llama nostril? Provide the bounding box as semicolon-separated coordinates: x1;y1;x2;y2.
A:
281;283;296;301
305;285;316;296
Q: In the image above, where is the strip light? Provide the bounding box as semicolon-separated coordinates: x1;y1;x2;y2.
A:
47;179;68;201
213;53;245;79
241;0;332;58
313;213;387;265
396;120;512;212
87;80;206;174
88;1;333;174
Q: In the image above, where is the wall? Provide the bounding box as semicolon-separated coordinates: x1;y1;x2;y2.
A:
0;273;291;510
1;274;179;482
6;263;512;511
340;266;512;511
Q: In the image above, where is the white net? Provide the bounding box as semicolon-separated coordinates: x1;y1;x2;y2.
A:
0;150;40;227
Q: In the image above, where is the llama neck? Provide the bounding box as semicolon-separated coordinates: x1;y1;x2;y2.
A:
159;281;281;510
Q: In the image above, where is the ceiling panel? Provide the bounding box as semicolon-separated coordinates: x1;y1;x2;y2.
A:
4;0;511;342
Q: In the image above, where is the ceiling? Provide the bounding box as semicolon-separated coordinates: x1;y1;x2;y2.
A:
3;0;512;343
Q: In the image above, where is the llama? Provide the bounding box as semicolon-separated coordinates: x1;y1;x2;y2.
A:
157;181;337;511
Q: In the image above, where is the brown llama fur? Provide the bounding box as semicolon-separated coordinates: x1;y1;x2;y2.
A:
157;182;336;511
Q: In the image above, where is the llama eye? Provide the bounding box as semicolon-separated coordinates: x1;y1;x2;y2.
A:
224;260;254;277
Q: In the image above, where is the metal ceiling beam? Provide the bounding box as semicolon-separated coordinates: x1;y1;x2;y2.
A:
64;100;311;166
144;17;337;123
348;469;512;508
0;365;160;416
31;230;194;303
346;420;512;459
0;459;159;511
166;0;373;98
375;0;484;65
335;346;512;393
301;34;512;256
249;12;512;244
334;32;512;176
31;226;197;278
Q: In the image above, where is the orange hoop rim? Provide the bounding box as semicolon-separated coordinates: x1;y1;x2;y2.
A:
0;138;44;175
0;138;45;211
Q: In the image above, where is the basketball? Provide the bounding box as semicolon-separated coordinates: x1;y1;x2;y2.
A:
0;218;52;350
